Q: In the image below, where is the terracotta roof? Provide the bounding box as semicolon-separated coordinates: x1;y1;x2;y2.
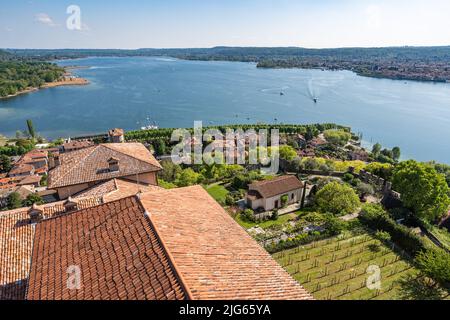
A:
19;186;311;301
0;197;102;300
26;197;187;300
249;175;304;199
9;164;34;175
48;143;162;189
73;178;162;202
139;186;312;300
17;175;41;186
63;140;94;151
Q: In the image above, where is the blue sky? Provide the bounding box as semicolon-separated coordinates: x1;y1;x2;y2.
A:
1;0;449;49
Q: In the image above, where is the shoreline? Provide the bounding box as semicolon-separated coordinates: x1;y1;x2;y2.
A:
0;76;89;100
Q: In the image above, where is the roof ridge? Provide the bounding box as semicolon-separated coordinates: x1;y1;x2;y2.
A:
101;143;162;170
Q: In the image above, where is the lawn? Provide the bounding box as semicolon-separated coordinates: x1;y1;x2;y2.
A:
204;183;229;203
273;231;449;300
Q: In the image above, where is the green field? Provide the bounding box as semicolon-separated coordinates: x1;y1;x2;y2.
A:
273;231;449;300
204;183;229;203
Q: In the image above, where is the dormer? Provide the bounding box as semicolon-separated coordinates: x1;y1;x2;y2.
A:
108;157;120;172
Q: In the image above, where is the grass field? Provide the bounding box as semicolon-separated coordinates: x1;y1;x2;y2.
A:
204;183;229;203
273;231;449;300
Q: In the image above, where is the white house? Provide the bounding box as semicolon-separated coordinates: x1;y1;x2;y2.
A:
246;175;304;212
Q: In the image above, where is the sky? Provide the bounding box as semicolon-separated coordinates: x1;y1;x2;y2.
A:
1;0;450;49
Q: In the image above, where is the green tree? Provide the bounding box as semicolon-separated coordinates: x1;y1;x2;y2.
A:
392;147;401;161
175;168;202;187
0;154;12;173
323;129;352;146
158;160;182;182
26;119;36;140
372;143;382;157
154;139;167;156
315;181;360;215
415;248;450;288
277;145;297;161
392;160;450;222
23;193;45;207
7;192;23;210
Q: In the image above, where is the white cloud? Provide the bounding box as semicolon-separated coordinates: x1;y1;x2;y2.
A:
35;13;58;27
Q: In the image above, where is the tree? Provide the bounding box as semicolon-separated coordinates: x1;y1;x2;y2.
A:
305;127;318;142
392;147;401;161
175;168;202;187
415;248;450;288
392;160;450;222
365;162;393;180
7;192;22;210
26;119;36;140
0;154;12;173
154;139;167;156
323;130;352;146
23;193;44;207
278;145;297;161
372;143;382;157
315;181;360;215
158;160;182;182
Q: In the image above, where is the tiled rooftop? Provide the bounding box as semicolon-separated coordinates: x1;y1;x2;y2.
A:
0;197;103;300
139;186;312;300
3;185;312;301
48;143;162;189
26;197;187;300
73;178;162;202
249;175;304;199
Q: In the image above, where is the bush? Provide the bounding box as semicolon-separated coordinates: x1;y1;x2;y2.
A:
359;204;427;256
415;248;450;288
343;173;354;183
241;209;256;223
271;210;279;221
374;230;392;242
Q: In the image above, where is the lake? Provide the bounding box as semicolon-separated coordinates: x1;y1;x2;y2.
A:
0;57;449;163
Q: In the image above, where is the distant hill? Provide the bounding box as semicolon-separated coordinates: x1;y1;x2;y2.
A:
4;46;450;82
6;46;450;62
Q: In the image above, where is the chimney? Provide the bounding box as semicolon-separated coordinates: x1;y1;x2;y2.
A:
64;197;78;212
48;153;60;169
108;157;120;172
28;204;44;223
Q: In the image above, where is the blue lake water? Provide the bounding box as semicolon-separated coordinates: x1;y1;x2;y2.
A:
0;56;449;163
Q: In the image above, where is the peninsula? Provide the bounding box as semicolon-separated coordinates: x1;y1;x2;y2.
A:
0;55;89;99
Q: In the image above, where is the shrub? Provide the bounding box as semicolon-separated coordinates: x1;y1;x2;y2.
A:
415;248;450;288
271;210;279;221
241;209;256;223
359;204;427;256
374;230;392;242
